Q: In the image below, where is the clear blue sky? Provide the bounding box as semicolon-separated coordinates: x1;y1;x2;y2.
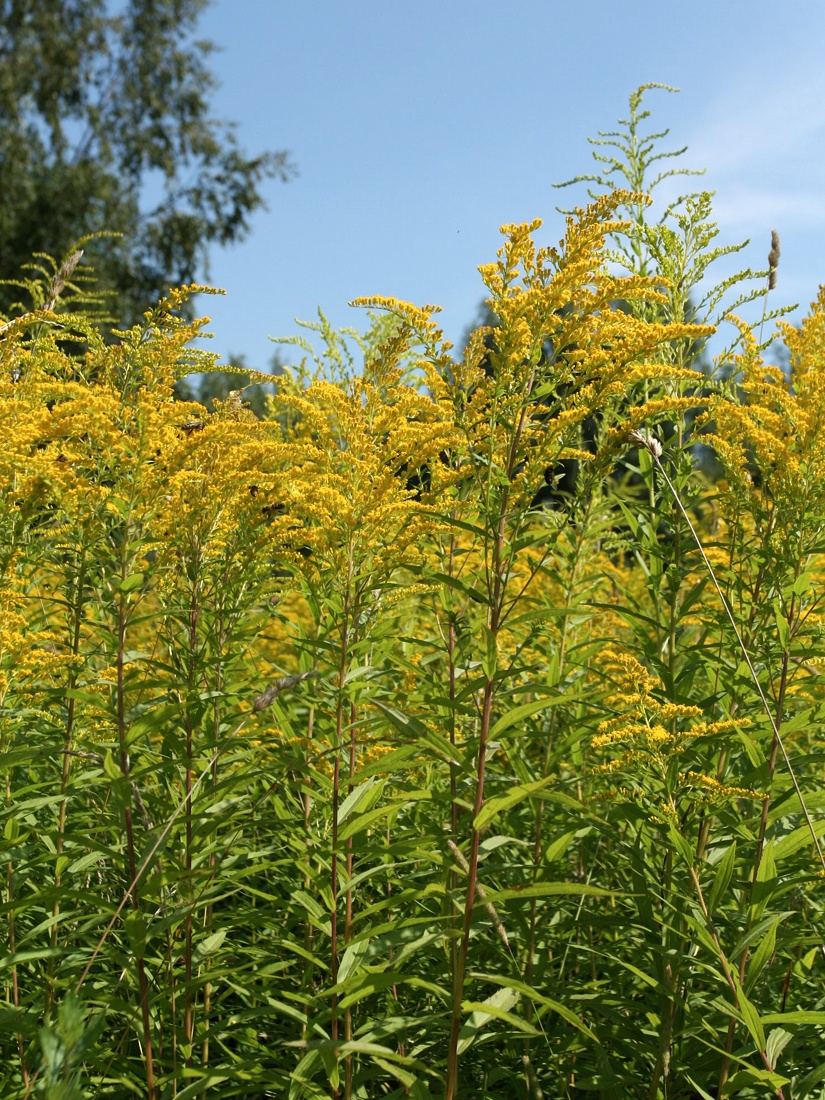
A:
193;0;825;372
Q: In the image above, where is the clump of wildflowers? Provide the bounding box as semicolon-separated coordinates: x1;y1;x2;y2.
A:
592;648;759;807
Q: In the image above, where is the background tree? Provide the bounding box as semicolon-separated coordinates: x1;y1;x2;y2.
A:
0;0;294;323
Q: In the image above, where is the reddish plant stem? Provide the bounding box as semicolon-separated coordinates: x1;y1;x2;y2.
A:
689;865;786;1100
330;581;352;1100
718;649;790;1095
446;379;531;1099
117;588;156;1100
202;611;225;1072
6;802;28;1088
344;694;357;1100
47;549;86;1014
183;577;200;1065
445;673;495;1100
299;704;317;1038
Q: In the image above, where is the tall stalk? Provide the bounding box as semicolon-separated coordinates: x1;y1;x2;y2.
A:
116;582;156;1100
446;532;460;991
631;431;825;1092
444;670;496;1100
46;546;87;1013
523;514;589;1082
182;566;201;1067
201;636;222;1070
330;573;352;1100
344;672;359;1100
5;761;28;1088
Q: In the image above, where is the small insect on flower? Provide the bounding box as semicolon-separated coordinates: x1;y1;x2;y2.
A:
252;671;317;712
628;428;662;459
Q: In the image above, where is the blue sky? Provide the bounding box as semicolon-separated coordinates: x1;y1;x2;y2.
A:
193;0;825;373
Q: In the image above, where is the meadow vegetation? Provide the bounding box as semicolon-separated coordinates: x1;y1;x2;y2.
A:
1;86;824;1099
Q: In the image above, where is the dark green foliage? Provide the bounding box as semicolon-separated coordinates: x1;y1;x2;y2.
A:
0;0;294;323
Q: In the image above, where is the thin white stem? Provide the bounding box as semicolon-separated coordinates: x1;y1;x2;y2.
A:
631;431;825;880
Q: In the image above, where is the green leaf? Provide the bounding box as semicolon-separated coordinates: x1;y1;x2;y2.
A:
456;987;519;1054
773;601;790;650
123;911;147;956
374;702;462;765
792;1059;825;1099
192;930;227;967
485;881;613;904
173;1076;233;1100
337;800;410;842
125;702;181;747
430;570;486;604
474;777;553;831
342;664;374;685
773;819;825;862
290;888;327;922
735;984;766;1052
707;841;737;915
668;823;694;868
336;778;385;825
720;1068;790;1096
765;1027;792;1069
760;1011;825;1026
481;624;497;679
102;750;122;782
489;695;565;739
337;938;369;985
373;1056;416;1089
471;972;597;1040
117;571;145;594
543;830;577;864
744;917;777;994
792;570;813;597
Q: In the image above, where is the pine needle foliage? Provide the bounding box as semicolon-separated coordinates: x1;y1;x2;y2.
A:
1;90;824;1100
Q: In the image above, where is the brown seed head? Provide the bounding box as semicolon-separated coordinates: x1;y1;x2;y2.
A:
45;250;84;311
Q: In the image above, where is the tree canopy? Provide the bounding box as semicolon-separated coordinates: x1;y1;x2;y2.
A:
0;0;294;323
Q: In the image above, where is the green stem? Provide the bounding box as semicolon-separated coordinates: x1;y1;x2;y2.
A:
117;586;156;1099
445;672;496;1100
330;581;352;1100
46;548;87;1013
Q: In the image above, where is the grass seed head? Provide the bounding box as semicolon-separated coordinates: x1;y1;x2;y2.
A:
768;228;780;289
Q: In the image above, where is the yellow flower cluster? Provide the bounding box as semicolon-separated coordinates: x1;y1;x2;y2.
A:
591;648;755;807
441;194;713;516
0;565;73;703
682;771;766;802
705;293;825;503
272;354;460;586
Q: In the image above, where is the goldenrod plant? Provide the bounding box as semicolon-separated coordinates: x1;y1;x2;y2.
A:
0;90;823;1100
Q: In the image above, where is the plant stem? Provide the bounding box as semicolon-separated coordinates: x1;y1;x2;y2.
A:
689;865;786;1100
445;671;495;1100
344;693;357;1100
117;586;156;1100
330;580;352;1100
202;612;225;1072
46;547;86;1014
644;442;825;876
446;532;460;990
6;768;28;1088
183;573;200;1066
